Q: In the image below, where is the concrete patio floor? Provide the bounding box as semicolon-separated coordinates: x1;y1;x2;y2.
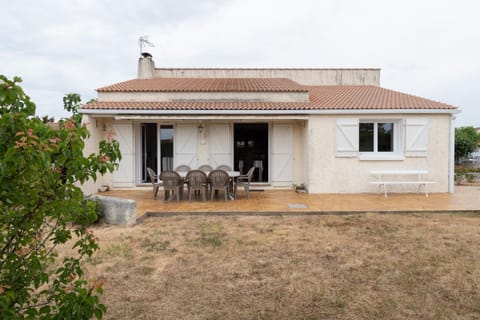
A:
99;185;480;217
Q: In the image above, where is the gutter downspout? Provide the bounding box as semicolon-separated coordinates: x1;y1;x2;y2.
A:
449;114;456;193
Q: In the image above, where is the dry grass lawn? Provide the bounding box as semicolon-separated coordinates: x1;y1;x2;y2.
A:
78;213;480;319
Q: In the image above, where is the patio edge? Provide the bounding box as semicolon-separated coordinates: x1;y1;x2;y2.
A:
137;209;480;221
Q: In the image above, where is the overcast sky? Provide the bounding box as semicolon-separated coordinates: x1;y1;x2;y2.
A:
1;0;479;127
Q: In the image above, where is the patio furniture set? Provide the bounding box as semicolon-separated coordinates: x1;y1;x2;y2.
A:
147;165;256;201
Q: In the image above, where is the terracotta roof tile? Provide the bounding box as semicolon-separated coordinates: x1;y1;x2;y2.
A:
308;85;455;110
97;78;308;93
82;101;312;111
83;84;456;112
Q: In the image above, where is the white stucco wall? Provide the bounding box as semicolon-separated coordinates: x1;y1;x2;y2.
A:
80;115;114;195
307;114;452;194
81;114;452;194
293;121;306;186
154;68;380;86
81;118;304;190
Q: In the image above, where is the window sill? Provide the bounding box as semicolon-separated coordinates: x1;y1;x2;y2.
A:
359;154;405;161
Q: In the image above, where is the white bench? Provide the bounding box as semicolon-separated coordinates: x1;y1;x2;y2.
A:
370;170;436;197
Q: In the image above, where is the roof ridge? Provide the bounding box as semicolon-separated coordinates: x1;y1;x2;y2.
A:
155;67;382;71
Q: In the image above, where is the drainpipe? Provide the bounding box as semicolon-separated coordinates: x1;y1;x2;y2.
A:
449;114;456;193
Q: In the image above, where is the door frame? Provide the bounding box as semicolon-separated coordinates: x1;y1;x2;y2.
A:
133;120;294;186
232;121;272;185
135;121;175;185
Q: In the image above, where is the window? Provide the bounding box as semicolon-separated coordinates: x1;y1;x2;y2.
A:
160;125;174;171
377;123;393;152
336;117;426;160
359;121;396;154
359;122;394;153
140;124;174;183
359;123;374;152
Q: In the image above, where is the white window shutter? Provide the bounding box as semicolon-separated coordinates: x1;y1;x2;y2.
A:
209;124;232;167
405;118;428;157
272;124;294;186
175;124;198;168
335;118;359;157
112;122;135;187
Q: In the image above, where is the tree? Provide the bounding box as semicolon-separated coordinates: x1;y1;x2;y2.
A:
455;126;480;163
0;75;121;319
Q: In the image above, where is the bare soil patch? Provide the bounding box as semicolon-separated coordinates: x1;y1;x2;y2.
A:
75;213;480;319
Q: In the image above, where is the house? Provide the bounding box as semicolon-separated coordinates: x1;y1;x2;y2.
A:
79;53;458;195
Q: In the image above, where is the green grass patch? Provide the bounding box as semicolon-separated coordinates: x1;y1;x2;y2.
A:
196;222;227;247
105;243;132;258
140;238;171;252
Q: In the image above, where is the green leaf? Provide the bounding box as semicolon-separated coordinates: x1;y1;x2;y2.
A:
0;75;119;318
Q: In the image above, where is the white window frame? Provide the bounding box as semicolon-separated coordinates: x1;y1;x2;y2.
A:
135;121;175;185
358;119;404;160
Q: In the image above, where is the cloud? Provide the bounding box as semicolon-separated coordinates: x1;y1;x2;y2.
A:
0;0;479;126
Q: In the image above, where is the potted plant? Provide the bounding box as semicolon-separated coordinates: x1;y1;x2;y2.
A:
293;183;308;193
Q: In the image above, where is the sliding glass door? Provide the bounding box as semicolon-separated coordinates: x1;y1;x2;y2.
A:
160;125;174;172
141;123;157;183
140;123;174;183
233;123;269;183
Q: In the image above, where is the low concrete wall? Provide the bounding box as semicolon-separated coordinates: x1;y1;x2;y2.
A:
95;195;136;226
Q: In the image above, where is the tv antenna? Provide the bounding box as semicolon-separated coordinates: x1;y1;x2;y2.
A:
139;35;155;54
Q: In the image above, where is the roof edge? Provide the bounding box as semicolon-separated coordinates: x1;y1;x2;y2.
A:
79;108;459;116
154;67;382;71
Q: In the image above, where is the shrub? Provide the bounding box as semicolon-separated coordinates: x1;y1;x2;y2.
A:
455;126;480;163
0;75;121;319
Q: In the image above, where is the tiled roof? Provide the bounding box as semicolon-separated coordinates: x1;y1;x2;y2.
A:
82;101;312;111
83;84;456;112
97;78;308;93
308;85;455;110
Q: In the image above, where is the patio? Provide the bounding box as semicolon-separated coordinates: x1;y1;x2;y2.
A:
99;185;480;218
